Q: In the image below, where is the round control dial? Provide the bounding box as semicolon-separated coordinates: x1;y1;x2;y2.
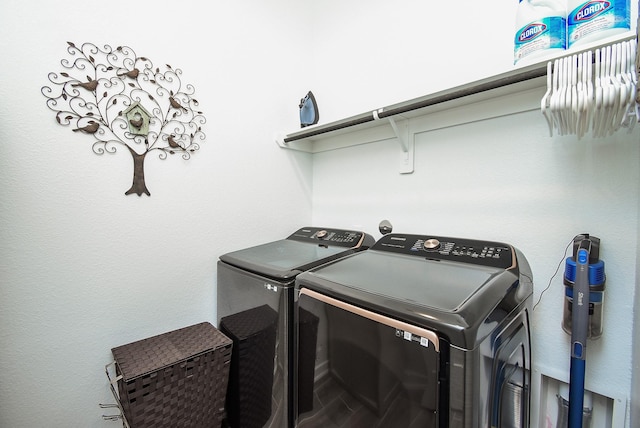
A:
424;238;441;251
316;230;328;239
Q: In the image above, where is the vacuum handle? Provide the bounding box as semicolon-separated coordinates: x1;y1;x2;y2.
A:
568;241;591;428
570;245;590;359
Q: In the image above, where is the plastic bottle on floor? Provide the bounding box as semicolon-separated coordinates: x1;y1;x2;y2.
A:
514;0;567;66
567;0;631;49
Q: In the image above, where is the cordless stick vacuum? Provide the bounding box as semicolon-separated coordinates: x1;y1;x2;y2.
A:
563;234;606;428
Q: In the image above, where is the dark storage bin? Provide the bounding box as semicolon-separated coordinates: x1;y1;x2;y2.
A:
110;322;233;428
296;307;319;414
220;304;278;428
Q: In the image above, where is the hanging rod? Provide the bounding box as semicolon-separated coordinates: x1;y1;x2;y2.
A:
283;34;638;144
283;65;547;144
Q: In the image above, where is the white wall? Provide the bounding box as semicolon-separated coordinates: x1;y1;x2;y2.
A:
307;0;638;123
305;1;640;427
0;1;312;427
306;0;519;123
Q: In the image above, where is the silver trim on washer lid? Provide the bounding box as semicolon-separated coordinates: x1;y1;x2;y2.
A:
299;287;440;352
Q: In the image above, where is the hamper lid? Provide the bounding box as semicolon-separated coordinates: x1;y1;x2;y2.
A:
111;322;232;381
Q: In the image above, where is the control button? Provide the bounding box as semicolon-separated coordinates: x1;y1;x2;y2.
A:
424;238;440;251
316;230;328;239
573;342;584;358
578;249;588;264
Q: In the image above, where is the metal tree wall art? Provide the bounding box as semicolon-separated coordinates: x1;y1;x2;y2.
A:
42;42;206;196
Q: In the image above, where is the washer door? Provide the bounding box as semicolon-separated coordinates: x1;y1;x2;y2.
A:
296;288;441;428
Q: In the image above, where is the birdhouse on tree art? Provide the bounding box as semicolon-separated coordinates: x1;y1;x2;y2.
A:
123;102;151;137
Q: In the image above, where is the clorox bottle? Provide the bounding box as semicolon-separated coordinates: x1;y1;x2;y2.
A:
514;0;567;66
567;0;631;48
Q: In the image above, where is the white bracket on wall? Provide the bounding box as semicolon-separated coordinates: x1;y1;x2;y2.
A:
375;110;414;174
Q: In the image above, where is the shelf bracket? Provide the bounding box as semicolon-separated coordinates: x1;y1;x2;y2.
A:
274;132;312;153
380;113;414;174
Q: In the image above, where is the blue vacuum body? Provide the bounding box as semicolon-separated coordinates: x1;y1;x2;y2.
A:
562;234;605;428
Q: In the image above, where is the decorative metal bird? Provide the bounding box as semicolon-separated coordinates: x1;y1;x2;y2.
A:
73;120;100;134
72;79;99;92
169;96;187;112
129;114;143;129
167;135;182;149
118;68;140;79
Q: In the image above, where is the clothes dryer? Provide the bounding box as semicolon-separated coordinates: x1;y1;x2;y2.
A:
295;233;533;428
217;227;374;428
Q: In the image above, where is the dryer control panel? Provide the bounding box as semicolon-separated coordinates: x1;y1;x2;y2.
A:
373;233;515;269
287;227;374;249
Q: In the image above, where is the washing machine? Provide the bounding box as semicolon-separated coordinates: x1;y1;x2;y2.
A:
217;227;375;428
294;232;533;428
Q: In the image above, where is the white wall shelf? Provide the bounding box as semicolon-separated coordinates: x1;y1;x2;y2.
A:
276;60;548;151
276;33;638;174
276;60;548;174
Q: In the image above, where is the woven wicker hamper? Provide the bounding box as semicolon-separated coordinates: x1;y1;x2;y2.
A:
110;322;233;428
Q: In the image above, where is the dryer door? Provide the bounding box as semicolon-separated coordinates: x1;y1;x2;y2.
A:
296;288;442;428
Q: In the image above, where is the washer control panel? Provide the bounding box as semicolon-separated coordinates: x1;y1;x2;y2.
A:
373;233;515;269
287;227;373;249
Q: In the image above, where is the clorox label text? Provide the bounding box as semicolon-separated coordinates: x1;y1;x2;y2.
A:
518;23;548;42
574;1;610;21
